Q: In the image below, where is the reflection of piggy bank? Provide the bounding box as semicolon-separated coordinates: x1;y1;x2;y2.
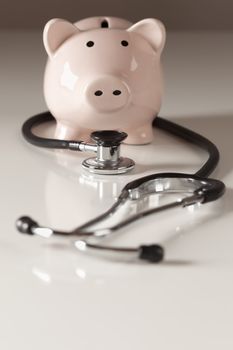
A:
43;16;166;144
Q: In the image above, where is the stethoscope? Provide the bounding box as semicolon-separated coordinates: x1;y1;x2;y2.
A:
16;111;225;263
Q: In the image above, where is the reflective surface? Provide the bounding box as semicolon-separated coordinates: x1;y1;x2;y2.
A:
82;155;135;174
1;31;233;349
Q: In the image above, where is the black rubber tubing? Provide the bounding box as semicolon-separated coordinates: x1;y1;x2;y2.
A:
22;111;220;178
22;111;76;149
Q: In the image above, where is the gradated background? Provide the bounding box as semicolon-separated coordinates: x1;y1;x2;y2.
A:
0;1;233;350
0;0;232;30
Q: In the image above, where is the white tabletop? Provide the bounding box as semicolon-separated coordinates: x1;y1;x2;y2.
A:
0;30;233;349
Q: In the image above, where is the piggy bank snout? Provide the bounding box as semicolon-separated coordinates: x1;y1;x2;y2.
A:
85;76;130;112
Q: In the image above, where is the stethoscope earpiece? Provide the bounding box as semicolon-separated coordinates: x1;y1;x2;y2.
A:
139;244;164;263
16;216;38;235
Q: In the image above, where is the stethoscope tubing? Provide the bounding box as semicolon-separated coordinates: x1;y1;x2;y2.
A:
22;111;220;178
17;112;225;263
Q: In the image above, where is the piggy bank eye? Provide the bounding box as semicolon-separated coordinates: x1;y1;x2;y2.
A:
121;40;129;47
86;41;94;47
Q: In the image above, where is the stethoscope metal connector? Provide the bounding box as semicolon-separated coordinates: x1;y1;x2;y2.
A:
82;130;135;174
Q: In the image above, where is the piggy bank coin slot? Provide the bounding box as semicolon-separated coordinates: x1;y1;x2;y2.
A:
101;20;109;28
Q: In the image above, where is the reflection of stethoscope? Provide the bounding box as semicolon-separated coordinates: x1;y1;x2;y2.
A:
16;111;225;263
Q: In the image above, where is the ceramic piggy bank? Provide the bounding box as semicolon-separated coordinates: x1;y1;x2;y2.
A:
43;16;166;144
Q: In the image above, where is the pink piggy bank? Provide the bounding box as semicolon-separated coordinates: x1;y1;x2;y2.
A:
43;16;166;144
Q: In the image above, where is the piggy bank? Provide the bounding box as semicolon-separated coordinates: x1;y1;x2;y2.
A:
43;16;166;144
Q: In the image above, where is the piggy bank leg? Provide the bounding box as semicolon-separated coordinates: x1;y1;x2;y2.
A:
55;121;90;141
124;123;154;145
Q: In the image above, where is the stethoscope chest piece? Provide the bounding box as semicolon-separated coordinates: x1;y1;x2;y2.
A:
82;130;135;175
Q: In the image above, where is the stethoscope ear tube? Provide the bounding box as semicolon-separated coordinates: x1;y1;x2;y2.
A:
195;177;225;203
123;172;225;204
75;241;164;263
16;173;225;263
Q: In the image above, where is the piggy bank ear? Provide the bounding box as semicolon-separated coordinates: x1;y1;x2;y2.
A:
43;18;80;58
128;18;166;53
